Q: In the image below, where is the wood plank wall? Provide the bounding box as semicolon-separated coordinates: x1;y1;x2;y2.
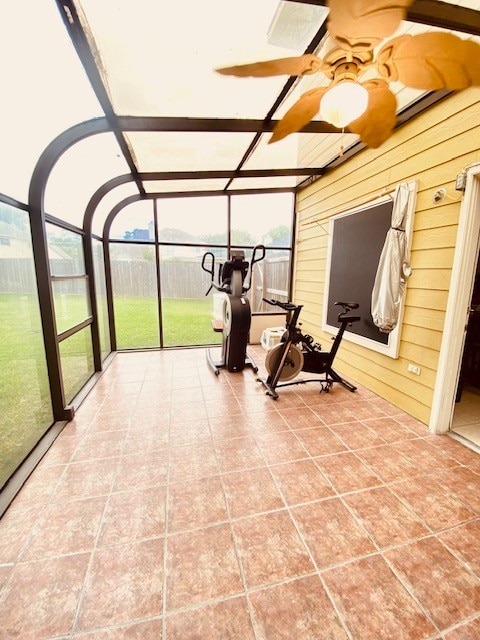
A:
294;88;480;424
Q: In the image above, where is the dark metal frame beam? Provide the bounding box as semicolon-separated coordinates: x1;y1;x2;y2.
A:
54;0;145;195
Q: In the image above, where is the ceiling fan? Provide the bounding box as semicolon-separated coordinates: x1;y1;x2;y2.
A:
216;0;480;148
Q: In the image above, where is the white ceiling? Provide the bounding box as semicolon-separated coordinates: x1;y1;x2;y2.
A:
1;0;479;225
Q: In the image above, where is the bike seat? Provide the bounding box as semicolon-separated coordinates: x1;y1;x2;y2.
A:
334;301;359;310
338;314;360;323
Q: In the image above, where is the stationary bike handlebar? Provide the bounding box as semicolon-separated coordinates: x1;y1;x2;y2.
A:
264;298;358;311
263;298;301;312
264;298;360;324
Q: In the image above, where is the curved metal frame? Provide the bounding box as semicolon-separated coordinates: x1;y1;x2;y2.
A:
28;115;308;419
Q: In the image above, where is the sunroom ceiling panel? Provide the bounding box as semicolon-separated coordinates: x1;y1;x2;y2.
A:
298;132;360;171
144;179;229;195
228;176;298;191
126;132;257;172
242;133;303;171
75;0;321;118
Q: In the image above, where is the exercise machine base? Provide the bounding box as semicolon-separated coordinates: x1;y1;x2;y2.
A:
257;369;357;399
206;348;258;376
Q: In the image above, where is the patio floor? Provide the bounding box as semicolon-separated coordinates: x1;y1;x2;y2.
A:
1;346;480;639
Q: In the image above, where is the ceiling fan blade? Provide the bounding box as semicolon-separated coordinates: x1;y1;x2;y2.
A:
216;54;325;78
269;86;329;143
377;33;480;90
348;79;397;148
326;0;413;53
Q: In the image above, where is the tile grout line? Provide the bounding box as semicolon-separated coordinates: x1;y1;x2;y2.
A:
258;444;356;640
380;547;443;637
0;417;102;614
161;398;173;640
69;365;144;637
206;402;264;640
3;351;480;638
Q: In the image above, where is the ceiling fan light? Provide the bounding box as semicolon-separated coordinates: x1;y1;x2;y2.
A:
320;81;369;128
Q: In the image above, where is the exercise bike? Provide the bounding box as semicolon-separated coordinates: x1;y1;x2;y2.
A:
201;245;265;375
258;299;360;399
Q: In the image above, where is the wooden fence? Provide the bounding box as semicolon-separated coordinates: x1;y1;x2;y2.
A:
0;256;290;303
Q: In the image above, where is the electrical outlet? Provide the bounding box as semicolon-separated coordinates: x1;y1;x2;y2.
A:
407;363;421;375
455;172;467;191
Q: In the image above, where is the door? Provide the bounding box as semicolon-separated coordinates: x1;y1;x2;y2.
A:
430;166;480;434
451;256;480;445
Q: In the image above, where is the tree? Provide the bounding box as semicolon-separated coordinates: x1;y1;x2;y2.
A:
266;225;290;243
230;229;256;246
198;232;228;245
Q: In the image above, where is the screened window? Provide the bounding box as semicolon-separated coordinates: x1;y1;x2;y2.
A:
231;192;294;247
158;196;228;245
107;192;294;349
59;326;94;404
0;201;53;490
46;224;91;336
109;200;155;242
92;239;111;361
110;243;160;349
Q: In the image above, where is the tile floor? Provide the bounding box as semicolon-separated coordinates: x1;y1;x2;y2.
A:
1;346;480;639
451;387;480;447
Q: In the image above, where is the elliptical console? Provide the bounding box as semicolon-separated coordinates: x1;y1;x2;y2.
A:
202;245;265;374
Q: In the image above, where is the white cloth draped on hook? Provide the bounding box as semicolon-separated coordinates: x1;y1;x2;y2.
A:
371;182;412;333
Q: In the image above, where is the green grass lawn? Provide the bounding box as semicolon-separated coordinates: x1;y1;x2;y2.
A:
0;292;221;489
114;296;222;348
0;293;53;488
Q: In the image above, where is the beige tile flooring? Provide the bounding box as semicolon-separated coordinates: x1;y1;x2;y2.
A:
1;346;480;639
451;387;480;447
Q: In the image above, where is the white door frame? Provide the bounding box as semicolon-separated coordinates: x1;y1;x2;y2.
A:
430;164;480;433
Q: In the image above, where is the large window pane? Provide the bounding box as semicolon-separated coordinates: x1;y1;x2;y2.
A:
110;243;159;349
47;224;91;334
92;240;111;361
109;200;154;242
0;202;53;489
158;196;228;245
46;224;86;276
231;192;294;247
59;327;94;404
52;278;91;334
161;246;226;347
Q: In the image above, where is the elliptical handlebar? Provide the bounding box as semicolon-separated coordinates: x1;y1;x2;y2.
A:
201;251;215;277
201;251;230;295
201;252;215;295
242;244;266;293
202;245;266;296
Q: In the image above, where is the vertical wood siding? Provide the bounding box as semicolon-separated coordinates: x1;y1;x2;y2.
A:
294;88;480;424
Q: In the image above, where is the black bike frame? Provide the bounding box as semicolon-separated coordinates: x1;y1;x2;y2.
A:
259;299;360;399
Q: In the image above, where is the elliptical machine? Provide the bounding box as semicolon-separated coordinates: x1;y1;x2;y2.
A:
201;245;265;375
